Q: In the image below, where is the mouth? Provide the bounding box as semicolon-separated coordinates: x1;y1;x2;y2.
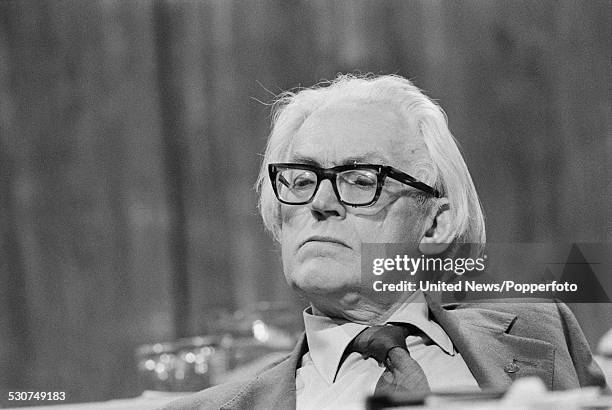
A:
300;236;350;249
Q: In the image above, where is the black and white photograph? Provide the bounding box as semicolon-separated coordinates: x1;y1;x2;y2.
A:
1;1;611;409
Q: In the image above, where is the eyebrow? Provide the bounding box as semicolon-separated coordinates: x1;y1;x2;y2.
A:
289;152;390;166
289;155;320;167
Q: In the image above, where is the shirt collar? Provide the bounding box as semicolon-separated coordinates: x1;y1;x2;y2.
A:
385;291;454;355
302;291;455;385
302;309;367;385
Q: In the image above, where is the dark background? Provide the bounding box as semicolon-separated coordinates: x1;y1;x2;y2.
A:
1;0;610;405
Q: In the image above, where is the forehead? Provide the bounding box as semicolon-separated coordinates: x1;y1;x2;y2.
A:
287;102;421;168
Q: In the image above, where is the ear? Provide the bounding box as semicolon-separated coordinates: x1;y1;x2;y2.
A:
419;199;455;255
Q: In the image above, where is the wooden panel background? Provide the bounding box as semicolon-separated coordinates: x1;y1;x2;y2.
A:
0;0;610;404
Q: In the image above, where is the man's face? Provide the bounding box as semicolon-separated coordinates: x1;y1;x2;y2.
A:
279;102;430;311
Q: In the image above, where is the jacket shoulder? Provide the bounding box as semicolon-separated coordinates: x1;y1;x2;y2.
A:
159;353;291;410
442;298;607;388
444;298;563;324
443;299;579;340
160;379;249;410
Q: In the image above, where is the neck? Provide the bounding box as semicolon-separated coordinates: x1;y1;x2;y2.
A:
309;291;421;324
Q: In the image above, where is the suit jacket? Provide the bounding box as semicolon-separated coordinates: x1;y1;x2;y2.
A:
162;299;607;410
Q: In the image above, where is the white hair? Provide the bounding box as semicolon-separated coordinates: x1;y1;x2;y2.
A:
255;74;486;250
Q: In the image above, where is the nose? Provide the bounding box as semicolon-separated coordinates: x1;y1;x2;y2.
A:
310;179;346;220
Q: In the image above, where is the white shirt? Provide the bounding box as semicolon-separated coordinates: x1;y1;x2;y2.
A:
296;292;479;410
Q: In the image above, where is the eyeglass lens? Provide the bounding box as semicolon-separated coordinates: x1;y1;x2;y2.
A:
275;168;378;205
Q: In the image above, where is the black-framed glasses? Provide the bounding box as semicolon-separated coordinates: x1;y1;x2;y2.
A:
268;163;441;207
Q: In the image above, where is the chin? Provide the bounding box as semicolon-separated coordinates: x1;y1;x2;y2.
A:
289;267;359;298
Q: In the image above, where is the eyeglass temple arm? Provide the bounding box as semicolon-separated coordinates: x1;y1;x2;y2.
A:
387;168;441;198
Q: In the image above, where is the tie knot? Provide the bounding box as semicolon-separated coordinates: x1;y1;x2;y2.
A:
349;324;412;365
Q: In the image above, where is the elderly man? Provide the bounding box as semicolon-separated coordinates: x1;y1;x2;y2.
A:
164;74;606;409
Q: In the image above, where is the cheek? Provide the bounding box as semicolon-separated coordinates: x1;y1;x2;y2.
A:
360;201;426;243
352;219;386;243
280;221;296;262
279;206;309;262
394;211;427;243
280;204;309;228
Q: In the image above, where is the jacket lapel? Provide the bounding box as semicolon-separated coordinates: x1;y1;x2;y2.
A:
221;334;307;410
426;294;555;390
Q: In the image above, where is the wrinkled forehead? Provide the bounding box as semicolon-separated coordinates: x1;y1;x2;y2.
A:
285;102;427;170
